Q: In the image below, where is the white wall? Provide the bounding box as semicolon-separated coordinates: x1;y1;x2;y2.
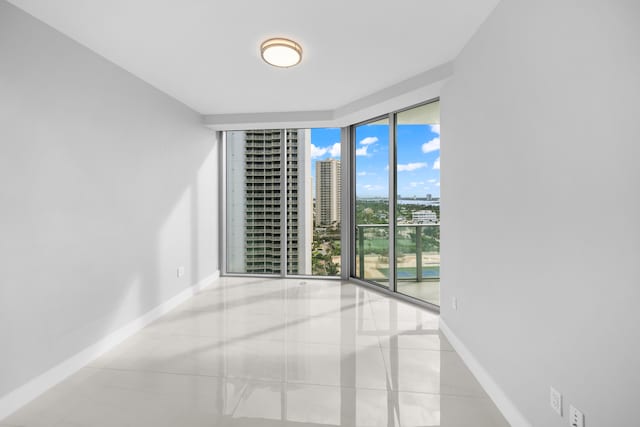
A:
441;0;640;426
0;0;219;401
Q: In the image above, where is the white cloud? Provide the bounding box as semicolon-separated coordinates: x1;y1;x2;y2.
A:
435;182;441;187
328;142;341;157
421;137;440;153
359;136;378;146
427;179;437;183
409;181;424;188
310;143;328;159
430;124;440;135
362;184;384;191
355;145;369;156
433;157;440;170
311;142;341;159
397;162;428;172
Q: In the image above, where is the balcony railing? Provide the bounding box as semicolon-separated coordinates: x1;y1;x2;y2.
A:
355;223;440;283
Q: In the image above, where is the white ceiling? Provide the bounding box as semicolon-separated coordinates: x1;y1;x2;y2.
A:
8;0;500;115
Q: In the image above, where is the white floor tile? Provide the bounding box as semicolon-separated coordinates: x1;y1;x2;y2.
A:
396;392;510;427
376;321;454;351
233;381;400;427
380;347;487;397
284;315;379;347
284;341;389;390
2;277;508;427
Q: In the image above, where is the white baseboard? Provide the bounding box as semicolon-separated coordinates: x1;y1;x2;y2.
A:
439;318;531;427
0;270;220;422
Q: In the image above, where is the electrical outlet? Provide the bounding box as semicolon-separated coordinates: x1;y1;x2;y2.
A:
550;387;562;416
177;266;185;278
569;405;584;427
452;297;458;310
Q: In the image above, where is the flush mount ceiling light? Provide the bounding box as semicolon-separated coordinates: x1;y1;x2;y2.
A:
260;38;302;68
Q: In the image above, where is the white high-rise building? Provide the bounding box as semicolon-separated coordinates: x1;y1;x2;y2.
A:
315;158;341;226
227;129;311;274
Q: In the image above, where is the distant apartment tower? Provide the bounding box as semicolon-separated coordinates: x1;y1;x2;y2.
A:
412;209;438;224
227;129;312;275
315;158;341;226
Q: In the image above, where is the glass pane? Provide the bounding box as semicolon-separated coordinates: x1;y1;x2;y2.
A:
287;128;342;276
395;101;440;305
354;118;390;287
283;129;310;275
226;130;282;274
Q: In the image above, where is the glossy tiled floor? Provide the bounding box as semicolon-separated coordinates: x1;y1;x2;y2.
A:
1;277;508;427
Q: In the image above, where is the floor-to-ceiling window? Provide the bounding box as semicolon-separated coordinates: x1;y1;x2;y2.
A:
227;129;283;275
225;128;342;277
304;128;342;276
352;99;440;307
395;102;440;305
224;100;439;306
353;118;391;287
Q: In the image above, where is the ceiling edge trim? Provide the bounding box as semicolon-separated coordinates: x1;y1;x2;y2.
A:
202;110;334;131
202;61;453;130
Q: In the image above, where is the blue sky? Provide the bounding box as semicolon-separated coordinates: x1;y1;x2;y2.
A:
309;124;440;198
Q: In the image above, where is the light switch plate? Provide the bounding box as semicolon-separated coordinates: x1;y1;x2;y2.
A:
569;405;584;427
550;386;562;416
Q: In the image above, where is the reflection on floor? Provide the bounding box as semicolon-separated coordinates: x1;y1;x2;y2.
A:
397;281;440;306
1;277;508;427
373;281;440;306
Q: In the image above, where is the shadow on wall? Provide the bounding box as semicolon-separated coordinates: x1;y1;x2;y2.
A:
83;135;220;369
1;121;219;399
0;0;222;402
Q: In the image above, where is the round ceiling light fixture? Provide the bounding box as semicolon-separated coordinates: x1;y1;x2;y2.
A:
260;38;302;68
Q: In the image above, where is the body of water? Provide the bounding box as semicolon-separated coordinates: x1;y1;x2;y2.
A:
380;266;440;279
397;199;440;206
357;198;439;206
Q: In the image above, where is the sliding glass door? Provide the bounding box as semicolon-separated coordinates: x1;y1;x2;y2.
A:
395;102;440;305
352;100;440;306
353;118;390;287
